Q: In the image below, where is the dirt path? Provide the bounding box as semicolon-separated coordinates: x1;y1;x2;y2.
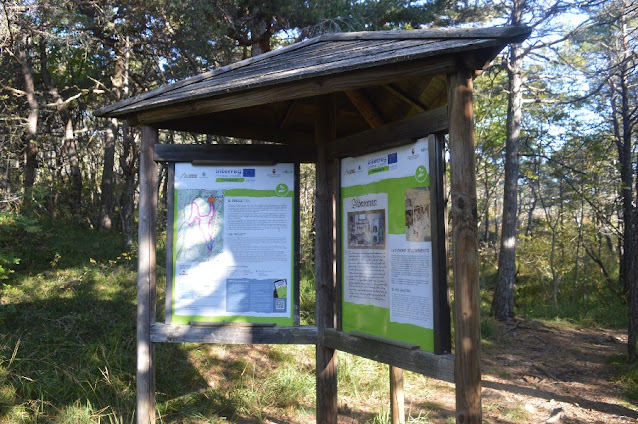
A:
333;319;638;423
477;320;637;423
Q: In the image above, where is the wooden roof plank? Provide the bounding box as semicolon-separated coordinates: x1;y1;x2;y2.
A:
109;39;486;117
95;36;324;116
158;117;312;144
145;39;427;100
320;26;530;41
95;26;531;120
131;58;456;125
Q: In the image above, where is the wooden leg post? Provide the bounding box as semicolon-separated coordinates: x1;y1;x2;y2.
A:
390;366;405;424
447;70;482;423
137;125;158;424
315;95;338;424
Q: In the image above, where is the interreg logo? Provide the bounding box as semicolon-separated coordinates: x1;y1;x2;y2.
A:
216;168;242;177
367;156;387;168
276;183;290;196
215;168;245;182
415;165;428;183
367;153;397;175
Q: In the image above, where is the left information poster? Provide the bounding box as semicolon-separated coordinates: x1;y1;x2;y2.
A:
168;163;295;325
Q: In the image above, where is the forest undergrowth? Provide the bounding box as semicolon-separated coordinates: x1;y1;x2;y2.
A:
0;214;636;423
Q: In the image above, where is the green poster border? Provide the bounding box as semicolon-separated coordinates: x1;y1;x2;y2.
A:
170;187;295;326
341;169;434;351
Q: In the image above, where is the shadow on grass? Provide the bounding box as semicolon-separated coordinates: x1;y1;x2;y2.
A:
1;219;325;423
0;220;251;423
0;263;237;422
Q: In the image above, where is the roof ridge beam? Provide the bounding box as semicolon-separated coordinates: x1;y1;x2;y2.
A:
319;26;531;42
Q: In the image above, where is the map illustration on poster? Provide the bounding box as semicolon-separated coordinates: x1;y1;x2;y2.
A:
169;163;294;325
341;138;435;351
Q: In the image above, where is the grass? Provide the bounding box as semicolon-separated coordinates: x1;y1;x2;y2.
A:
3;215;438;423
2;213;632;422
608;355;638;407
0;218;139;422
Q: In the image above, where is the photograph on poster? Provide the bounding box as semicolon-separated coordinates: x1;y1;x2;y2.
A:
347;209;386;249
274;279;287;298
405;187;431;242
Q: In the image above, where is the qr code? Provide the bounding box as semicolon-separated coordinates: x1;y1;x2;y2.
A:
274;298;285;310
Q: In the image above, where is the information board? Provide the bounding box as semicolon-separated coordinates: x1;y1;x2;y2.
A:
168;163;295;325
341;138;435;351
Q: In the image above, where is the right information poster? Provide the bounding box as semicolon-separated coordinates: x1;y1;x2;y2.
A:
341;138;435;351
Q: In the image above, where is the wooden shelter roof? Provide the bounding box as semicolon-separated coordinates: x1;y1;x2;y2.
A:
95;26;530;146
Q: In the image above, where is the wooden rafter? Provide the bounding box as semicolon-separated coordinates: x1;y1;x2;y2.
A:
383;83;428;112
345;89;384;128
280;99;298;129
328;106;447;158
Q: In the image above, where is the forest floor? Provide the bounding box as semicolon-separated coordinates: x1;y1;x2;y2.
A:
240;319;638;424
373;319;638;424
207;319;638;424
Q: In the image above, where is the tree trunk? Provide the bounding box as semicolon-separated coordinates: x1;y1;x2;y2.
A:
491;40;523;321
12;40;39;199
606;16;638;361
23;138;38;194
99;118;117;230
0;156;10;203
63;119;83;213
120;121;137;247
525;186;537;238
40;40;83;213
630;169;638;361
572;197;584;301
550;223;558;306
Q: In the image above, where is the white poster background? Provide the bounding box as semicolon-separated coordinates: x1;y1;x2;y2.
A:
173;163;293;318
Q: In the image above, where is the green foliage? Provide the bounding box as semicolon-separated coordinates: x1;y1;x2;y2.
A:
0;212;41;280
338;352;388;402
608;355;638;405
514;228;626;328
299;265;316;325
0;214;136;422
480;315;497;340
517;300;627;329
367;408;390;424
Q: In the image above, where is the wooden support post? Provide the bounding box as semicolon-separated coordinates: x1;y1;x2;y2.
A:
137;125;158;424
315;94;338;424
390;366;405;424
447;69;482;423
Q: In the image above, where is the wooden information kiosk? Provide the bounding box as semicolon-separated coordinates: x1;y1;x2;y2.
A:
95;26;530;424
